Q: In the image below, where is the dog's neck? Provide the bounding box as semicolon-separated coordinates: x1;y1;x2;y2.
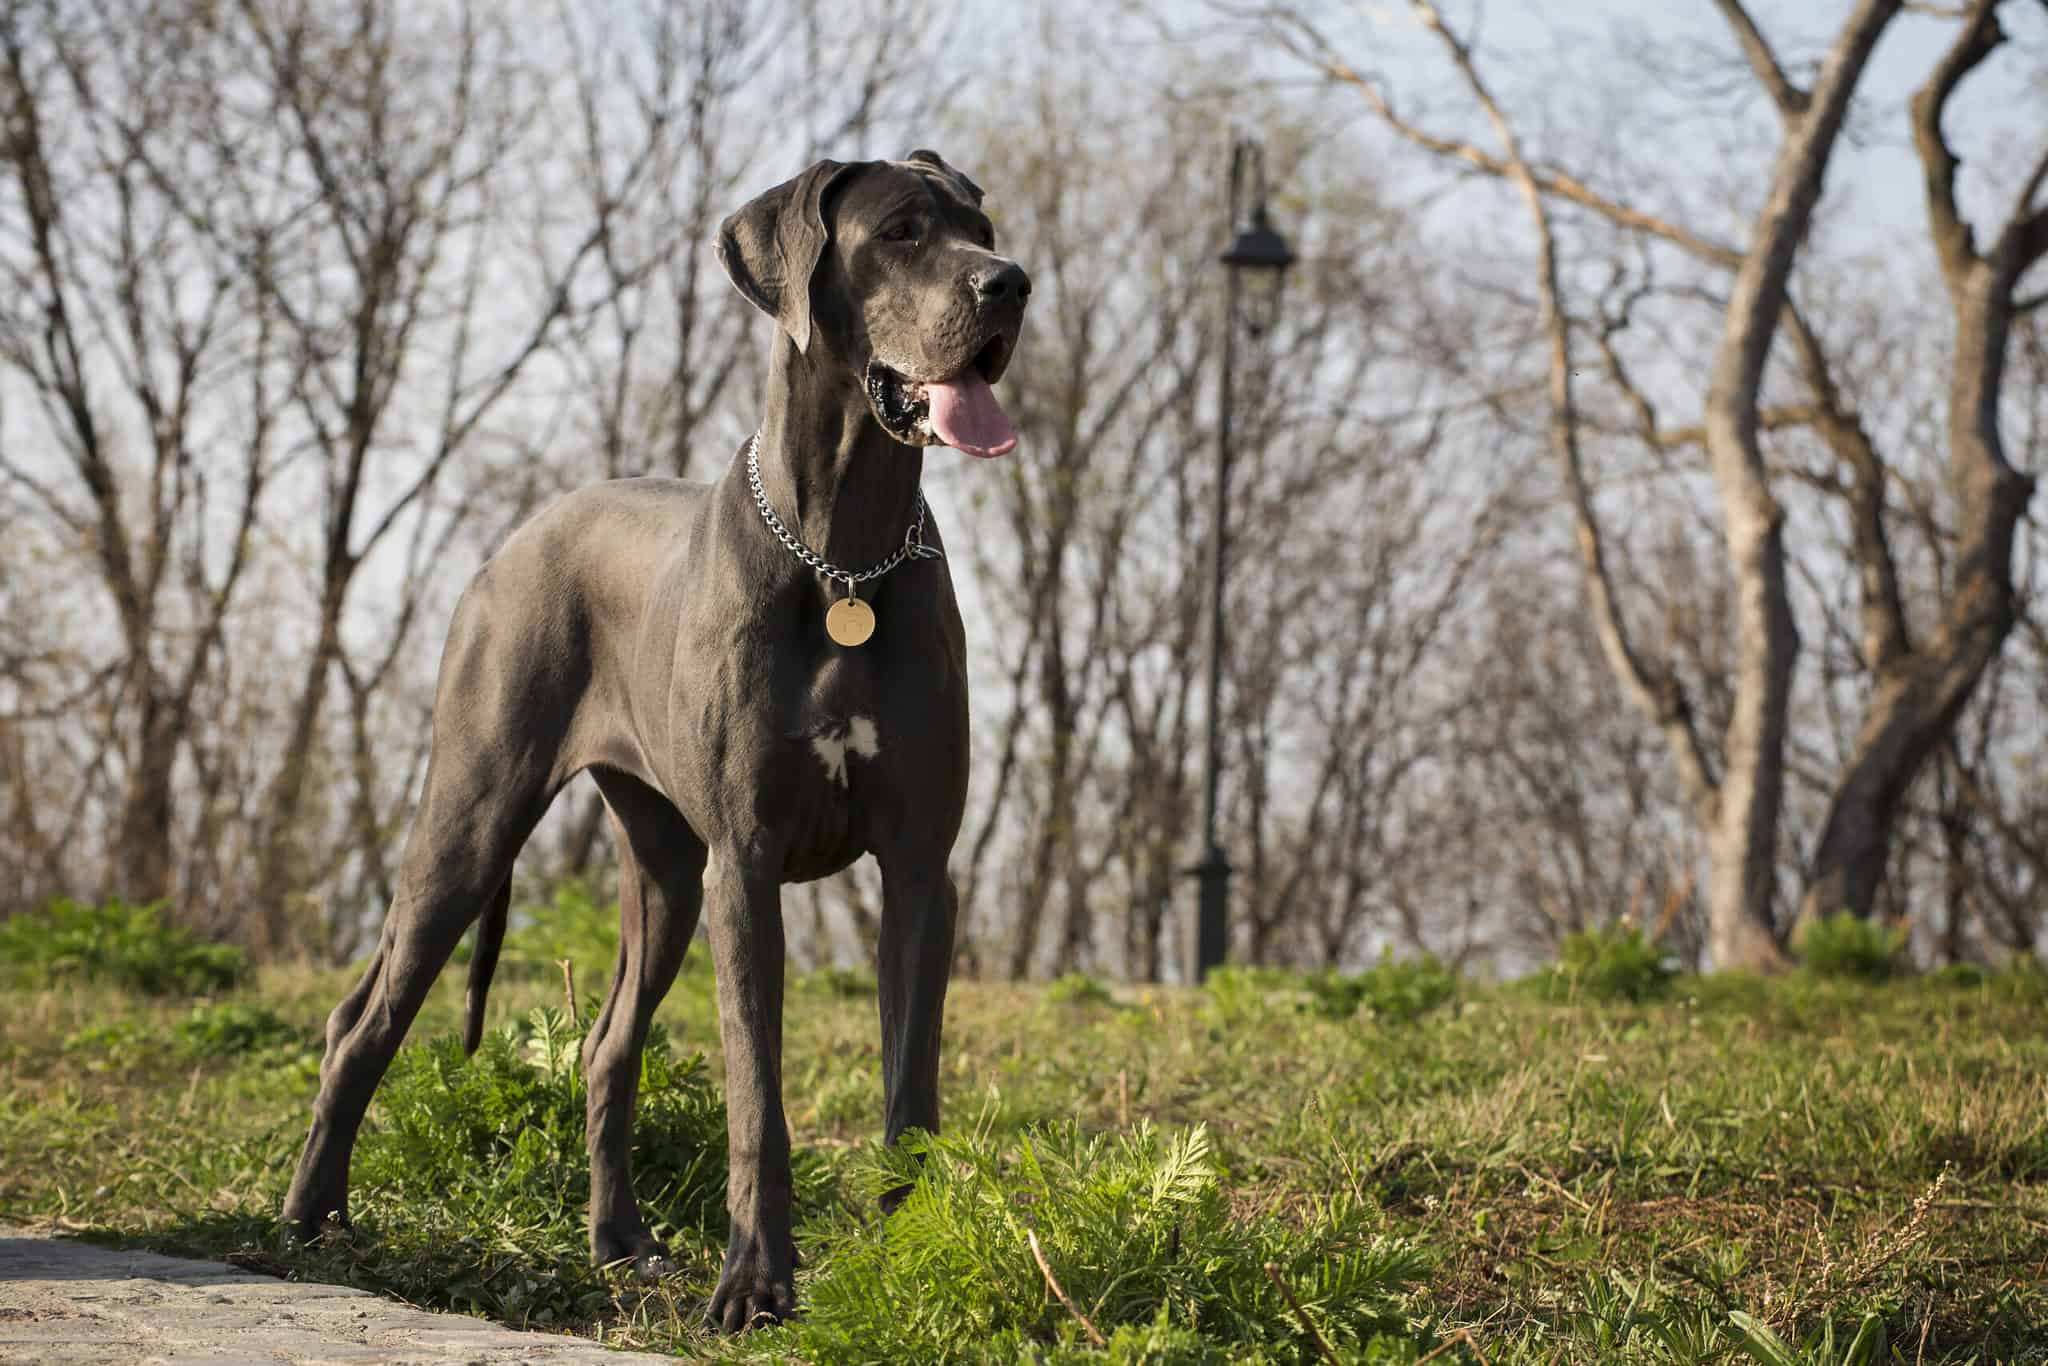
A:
753;333;925;575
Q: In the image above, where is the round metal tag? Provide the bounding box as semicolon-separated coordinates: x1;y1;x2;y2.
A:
826;596;876;647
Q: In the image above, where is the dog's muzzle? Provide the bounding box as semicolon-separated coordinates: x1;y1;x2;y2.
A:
865;330;1018;459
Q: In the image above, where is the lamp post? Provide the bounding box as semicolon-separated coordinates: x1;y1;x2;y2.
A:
1193;136;1294;983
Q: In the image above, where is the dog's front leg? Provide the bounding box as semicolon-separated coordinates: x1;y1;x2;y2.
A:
876;862;958;1211
704;851;796;1333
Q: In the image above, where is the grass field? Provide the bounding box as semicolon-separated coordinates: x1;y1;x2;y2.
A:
2;906;2045;1362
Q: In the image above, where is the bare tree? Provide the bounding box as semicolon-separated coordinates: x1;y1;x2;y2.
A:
943;21;1535;978
0;0;289;911
1796;0;2047;927
1251;0;2045;965
945;47;1220;979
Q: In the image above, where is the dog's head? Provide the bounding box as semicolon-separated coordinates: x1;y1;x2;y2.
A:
717;150;1030;459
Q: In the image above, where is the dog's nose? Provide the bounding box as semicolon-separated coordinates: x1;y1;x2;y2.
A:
972;260;1031;303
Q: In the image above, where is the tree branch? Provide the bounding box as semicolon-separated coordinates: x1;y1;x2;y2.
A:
1911;0;2002;288
1711;0;1899;431
1711;0;1811;118
1995;137;2048;278
1778;306;1911;671
1258;9;1746;270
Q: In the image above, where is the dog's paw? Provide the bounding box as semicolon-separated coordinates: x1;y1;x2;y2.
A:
592;1226;676;1282
707;1230;797;1334
279;1202;351;1247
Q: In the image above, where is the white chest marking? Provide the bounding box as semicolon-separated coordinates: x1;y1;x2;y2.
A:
812;715;881;787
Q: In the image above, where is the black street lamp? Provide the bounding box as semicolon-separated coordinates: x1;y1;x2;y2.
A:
1193;136;1293;983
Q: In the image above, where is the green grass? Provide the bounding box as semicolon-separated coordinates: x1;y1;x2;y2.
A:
2;923;2044;1361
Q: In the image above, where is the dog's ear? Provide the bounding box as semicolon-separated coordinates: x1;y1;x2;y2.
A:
717;159;858;354
906;148;984;207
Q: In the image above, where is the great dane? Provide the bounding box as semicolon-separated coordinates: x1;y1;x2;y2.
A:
281;150;1029;1333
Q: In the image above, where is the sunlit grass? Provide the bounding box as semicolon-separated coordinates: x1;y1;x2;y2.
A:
2;912;2044;1361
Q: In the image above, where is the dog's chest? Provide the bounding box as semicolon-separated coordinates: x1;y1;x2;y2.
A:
771;650;892;878
794;648;877;766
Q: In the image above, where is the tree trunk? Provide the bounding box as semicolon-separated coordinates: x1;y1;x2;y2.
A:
1936;755;1970;966
1394;0;1894;973
252;599;344;954
1695;0;1898;968
1798;277;2035;926
1698;497;1799;971
114;694;180;906
1799;0;2044;932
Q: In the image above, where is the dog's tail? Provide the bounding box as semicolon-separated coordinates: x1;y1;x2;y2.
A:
462;880;511;1057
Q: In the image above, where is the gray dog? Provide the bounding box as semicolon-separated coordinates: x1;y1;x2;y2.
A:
281;150;1029;1333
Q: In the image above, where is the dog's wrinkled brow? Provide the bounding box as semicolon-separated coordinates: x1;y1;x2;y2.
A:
872;193;930;226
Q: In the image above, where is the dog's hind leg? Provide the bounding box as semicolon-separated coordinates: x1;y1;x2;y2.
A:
581;768;706;1277
281;746;559;1242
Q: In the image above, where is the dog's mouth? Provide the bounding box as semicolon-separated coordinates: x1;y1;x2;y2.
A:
865;334;1018;459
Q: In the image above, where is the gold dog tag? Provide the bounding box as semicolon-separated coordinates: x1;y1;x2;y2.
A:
826;587;875;647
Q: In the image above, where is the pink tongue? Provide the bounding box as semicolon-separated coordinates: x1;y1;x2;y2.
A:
924;374;1018;458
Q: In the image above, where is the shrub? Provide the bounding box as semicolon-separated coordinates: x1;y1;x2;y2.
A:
0;898;248;996
1796;912;1910;981
1533;926;1676;1004
747;1120;1428;1364
59;1017;155;1066
1985;957;2048;1004
1306;951;1459;1024
1045;971;1115;1007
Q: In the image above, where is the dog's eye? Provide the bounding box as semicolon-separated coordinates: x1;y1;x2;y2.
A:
878;220;919;244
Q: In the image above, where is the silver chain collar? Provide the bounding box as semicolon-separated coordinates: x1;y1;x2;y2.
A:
744;432;942;591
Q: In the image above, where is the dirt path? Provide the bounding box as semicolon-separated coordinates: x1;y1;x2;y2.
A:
0;1229;668;1364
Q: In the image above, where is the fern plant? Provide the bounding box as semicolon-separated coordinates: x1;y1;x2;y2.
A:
746;1117;1429;1363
